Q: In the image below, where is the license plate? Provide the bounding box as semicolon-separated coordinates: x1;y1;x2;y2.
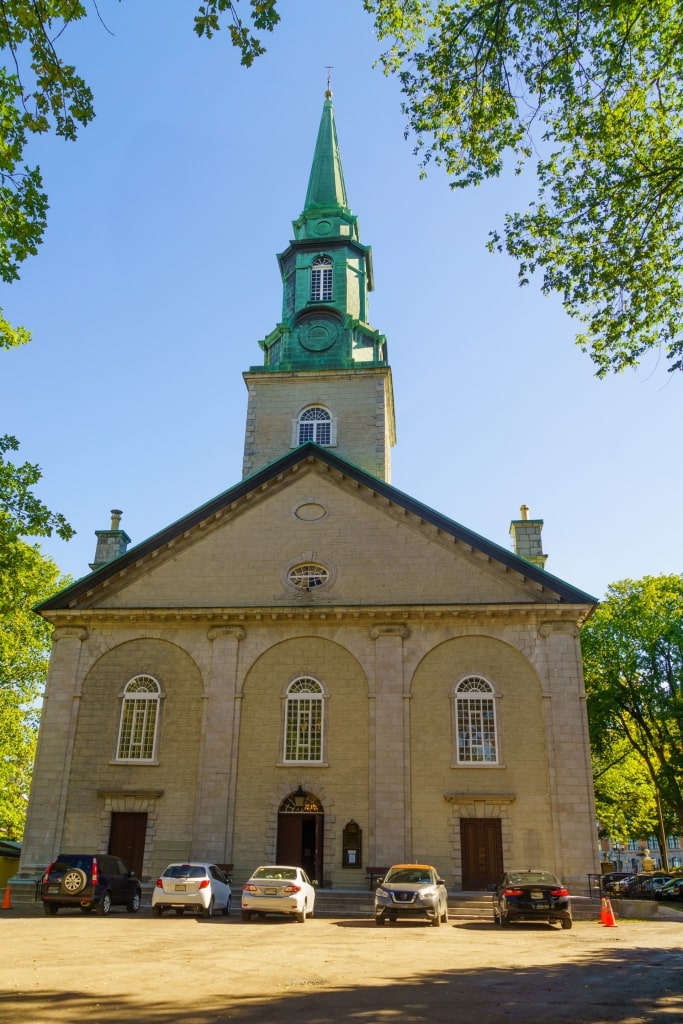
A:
264;887;278;895
530;891;544;900
48;886;60;894
174;884;186;892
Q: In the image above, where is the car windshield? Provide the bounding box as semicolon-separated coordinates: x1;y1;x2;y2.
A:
385;869;434;884
507;871;559;885
164;865;207;879
253;868;297;881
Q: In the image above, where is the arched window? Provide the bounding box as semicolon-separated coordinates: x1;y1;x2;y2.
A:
284;677;324;763
116;675;160;761
310;256;333;302
297;406;332;445
454;676;498;764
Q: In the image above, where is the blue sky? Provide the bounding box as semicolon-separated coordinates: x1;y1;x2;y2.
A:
2;2;681;602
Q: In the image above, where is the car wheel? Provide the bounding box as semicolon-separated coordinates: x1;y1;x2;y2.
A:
223;896;231;916
43;902;59;916
60;868;87;896
152;905;163;917
375;912;386;926
241;909;252;921
561;918;573;930
295;908;306;923
203;898;214;919
80;906;93;914
127;890;141;913
96;892;112;916
431;911;441;927
441;907;449;924
500;912;511;928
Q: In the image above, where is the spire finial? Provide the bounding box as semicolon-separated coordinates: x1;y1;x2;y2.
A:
325;65;333;98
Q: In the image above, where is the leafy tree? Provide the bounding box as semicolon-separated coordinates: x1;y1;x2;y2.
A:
0;436;72;838
592;737;670;867
582;575;683;851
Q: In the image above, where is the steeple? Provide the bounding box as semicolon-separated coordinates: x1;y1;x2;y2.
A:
242;91;396;482
301;90;350;224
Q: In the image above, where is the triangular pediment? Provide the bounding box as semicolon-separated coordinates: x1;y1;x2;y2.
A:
38;445;596;615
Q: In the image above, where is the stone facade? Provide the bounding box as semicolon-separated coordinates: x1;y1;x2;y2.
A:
18;453;599;892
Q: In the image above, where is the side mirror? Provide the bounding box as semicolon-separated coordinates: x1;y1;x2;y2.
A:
312;880;319;887
437;879;446;886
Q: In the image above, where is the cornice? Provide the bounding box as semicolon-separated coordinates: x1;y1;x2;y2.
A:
41;602;591;630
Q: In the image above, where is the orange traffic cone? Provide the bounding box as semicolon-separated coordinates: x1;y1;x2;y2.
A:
1;886;11;910
599;897;608;924
602;898;617;927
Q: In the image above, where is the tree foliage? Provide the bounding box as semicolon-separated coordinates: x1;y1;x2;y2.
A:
0;436;72;838
582;575;683;842
0;1;94;349
362;1;683;376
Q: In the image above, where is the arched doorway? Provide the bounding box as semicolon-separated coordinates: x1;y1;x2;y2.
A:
276;790;324;883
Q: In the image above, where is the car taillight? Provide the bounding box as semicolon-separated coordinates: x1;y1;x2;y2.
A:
282;884;301;894
91;858;99;885
550;887;569;897
42;862;56;884
503;888;524;897
242;883;258;892
155;878;164;888
199;879;210;889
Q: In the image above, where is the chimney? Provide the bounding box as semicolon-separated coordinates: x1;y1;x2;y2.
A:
509;504;547;570
90;509;131;570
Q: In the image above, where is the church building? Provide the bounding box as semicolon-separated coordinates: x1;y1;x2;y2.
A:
17;93;599;894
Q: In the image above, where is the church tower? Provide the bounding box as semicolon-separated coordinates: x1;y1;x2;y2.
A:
242;90;396;481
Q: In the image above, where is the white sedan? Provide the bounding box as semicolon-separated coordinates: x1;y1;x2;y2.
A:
241;865;316;922
152;862;231;918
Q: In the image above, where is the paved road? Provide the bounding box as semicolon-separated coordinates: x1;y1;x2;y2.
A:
1;904;682;1023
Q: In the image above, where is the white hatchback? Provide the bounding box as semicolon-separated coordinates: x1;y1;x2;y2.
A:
242;865;316;923
152;862;232;918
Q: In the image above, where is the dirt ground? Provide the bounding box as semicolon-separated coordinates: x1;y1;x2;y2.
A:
1;903;682;1024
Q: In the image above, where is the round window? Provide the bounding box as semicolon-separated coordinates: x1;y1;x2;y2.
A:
288;563;330;589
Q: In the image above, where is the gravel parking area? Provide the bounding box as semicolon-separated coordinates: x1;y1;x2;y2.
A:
1;904;682;1023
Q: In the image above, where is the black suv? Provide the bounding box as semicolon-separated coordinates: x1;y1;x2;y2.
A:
40;854;142;915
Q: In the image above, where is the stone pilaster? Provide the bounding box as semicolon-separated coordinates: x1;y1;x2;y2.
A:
369;624;410;865
18;627;89;875
191;626;244;863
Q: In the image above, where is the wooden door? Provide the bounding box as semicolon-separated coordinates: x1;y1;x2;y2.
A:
460;818;503;890
276;814;324;883
108;812;147;878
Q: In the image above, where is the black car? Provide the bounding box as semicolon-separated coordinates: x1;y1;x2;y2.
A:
654;877;683;901
40;853;142;915
493;869;572;929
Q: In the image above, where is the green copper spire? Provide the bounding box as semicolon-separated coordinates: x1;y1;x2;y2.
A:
303;91;349;216
250;91;388;374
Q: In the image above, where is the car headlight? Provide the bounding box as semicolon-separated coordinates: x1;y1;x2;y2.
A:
418;887;437;900
376;887;389;899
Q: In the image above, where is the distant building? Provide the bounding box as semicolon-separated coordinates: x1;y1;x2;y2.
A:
17;92;599;894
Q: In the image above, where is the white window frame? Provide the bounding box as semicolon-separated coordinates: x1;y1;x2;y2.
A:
310;256;333;302
293;405;336;447
116;675;161;762
453;675;499;765
283;677;325;763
